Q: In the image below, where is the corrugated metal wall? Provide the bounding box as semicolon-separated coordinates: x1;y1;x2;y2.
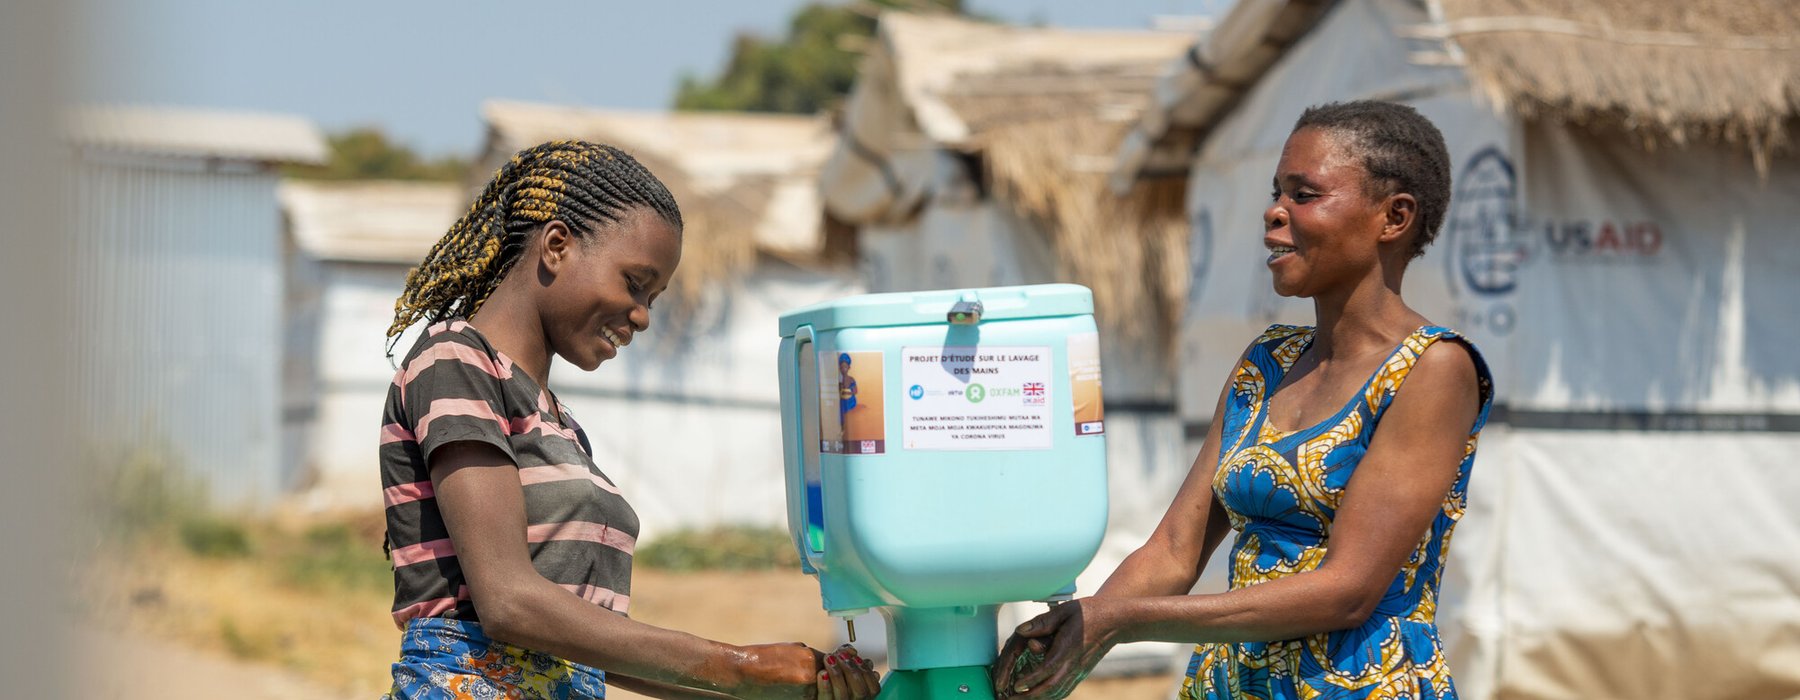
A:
72;150;284;505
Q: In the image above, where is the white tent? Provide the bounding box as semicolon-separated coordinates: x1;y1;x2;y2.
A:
1112;0;1800;696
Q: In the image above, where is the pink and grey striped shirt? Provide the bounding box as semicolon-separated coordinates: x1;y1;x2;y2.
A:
380;319;638;628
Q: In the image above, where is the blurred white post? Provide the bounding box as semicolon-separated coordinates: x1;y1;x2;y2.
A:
0;0;75;697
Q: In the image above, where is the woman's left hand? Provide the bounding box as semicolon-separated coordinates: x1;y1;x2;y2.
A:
992;599;1119;699
816;644;881;699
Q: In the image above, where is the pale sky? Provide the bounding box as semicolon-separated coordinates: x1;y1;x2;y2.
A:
75;0;1228;156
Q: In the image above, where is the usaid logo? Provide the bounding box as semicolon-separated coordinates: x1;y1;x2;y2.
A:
1541;219;1664;258
1446;148;1528;298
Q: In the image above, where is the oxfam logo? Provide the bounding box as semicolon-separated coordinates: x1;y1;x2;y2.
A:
965;383;987;404
909;384;924;400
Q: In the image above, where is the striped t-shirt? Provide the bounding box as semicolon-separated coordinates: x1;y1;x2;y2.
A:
380;319;638;628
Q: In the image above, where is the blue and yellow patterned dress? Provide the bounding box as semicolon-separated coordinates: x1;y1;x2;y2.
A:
1182;324;1494;700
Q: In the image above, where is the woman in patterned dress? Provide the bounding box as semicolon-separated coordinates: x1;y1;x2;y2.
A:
994;101;1494;699
379;141;880;700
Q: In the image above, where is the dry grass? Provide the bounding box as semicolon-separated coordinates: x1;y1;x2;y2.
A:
948;63;1190;350
981;115;1190;351
84;553;392;693
82;515;401;697
909;31;1192;354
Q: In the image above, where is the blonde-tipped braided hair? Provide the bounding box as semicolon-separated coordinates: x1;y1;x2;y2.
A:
386;140;682;357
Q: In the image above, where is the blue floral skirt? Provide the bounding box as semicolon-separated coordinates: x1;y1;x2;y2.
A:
384;617;605;699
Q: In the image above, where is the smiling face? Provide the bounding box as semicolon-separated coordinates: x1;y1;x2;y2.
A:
1263;127;1414;298
535;206;682;372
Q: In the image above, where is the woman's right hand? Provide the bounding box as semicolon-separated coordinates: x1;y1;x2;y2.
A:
737;643;880;700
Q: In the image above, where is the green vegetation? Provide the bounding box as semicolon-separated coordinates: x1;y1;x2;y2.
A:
283;127;469;182
637;525;801;571
178;515;254;559
282;521;393;593
675;0;966;113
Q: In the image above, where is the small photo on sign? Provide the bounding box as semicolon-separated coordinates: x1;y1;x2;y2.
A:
1070;332;1105;436
819;350;885;454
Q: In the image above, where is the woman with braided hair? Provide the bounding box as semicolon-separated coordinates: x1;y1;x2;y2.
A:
379;140;880;700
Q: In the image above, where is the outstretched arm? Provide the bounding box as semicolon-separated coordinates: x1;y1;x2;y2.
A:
430;442;876;700
609;645;878;700
1006;341;1482;698
994;353;1241;696
1095;366;1239;599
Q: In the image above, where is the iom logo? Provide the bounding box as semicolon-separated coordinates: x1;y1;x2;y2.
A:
1447;148;1528;298
1444;147;1527;336
909;384;924;400
1184;207;1215;320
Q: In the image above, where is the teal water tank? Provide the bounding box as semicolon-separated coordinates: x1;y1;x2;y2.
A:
777;284;1109;673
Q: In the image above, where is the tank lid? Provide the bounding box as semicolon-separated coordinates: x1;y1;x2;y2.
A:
779;284;1093;335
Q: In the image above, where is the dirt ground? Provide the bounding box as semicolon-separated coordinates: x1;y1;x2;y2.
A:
92;539;1175;699
76;627;340;700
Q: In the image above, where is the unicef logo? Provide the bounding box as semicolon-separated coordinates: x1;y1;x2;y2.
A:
1446;148;1529;298
909;384;924;400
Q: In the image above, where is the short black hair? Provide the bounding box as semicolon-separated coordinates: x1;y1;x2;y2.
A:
1293;101;1451;259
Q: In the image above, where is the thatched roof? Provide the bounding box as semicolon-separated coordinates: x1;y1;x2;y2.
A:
279;180;464;264
477;101;838;304
1114;0;1800;186
820;13;1195;341
978;116;1192;346
866;13;1192;147
1435;0;1800;168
